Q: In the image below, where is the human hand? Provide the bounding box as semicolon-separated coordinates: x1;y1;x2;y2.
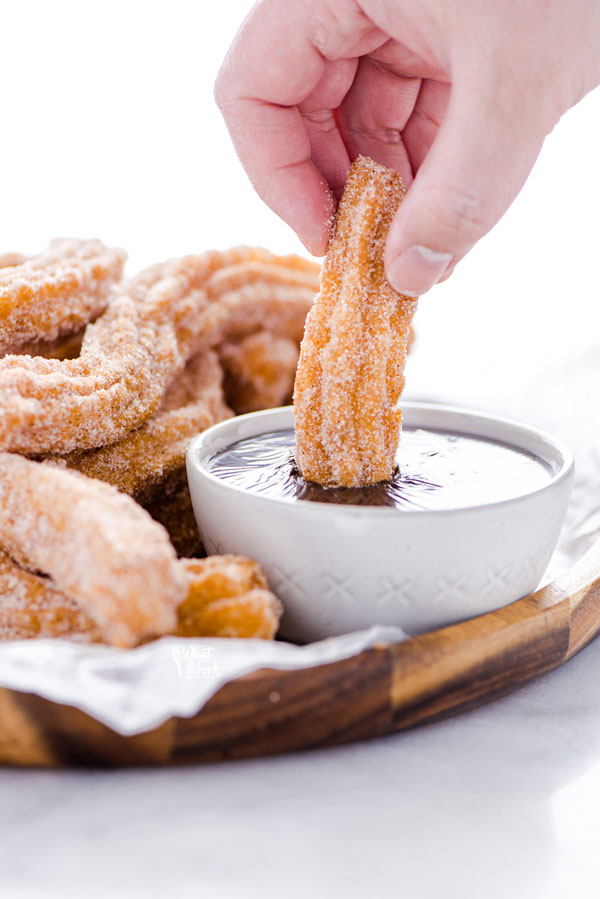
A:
216;0;600;295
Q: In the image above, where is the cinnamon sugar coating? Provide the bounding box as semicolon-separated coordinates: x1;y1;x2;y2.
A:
220;331;299;414
0;553;281;643
0;247;316;455
58;351;232;499
0;248;248;454
56;350;232;556
294;155;418;487
0;551;102;643
0;238;126;354
0;453;185;647
0;244;317;645
0;253;28;268
177;556;283;639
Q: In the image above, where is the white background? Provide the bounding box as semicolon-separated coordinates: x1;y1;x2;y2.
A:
2;0;600;414
2;2;600;897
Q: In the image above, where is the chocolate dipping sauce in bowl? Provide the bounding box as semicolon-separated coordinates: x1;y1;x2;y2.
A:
186;404;574;642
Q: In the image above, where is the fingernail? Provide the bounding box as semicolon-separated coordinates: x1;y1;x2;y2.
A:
298;233;326;258
437;267;455;284
297;234;315;254
436;260;457;284
387;246;453;296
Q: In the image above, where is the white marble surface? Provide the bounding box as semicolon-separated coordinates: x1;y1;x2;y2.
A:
2;641;600;899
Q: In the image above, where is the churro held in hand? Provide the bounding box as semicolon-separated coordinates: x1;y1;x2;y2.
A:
293;155;418;488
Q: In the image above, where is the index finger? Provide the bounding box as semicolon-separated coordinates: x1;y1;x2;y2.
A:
215;0;386;254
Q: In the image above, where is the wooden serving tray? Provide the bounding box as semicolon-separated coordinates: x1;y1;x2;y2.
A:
1;535;599;767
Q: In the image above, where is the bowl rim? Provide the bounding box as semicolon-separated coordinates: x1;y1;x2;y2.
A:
186;403;574;519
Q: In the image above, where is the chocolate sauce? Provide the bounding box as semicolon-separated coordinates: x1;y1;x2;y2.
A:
206;427;552;510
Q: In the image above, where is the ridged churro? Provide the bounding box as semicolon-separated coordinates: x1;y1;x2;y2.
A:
58;351;231;499
0;248;245;454
177;556;283;639
0;238;126;354
0;453;186;647
0;242;318;645
56;350;232;556
0;552;281;643
0;551;102;643
220;331;299;414
294;155;418;487
0;247;316;455
204;252;319;298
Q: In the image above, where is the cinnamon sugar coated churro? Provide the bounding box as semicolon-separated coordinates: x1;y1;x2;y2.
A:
0;453;186;648
293;155;418;487
0;238;126;354
58;351;231;500
0;241;320;644
56;350;232;556
220;332;299;413
0;553;282;643
0;253;27;268
0;551;102;643
177;556;283;639
0;247;317;455
0;247;248;454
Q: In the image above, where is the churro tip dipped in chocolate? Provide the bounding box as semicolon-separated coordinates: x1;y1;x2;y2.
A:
293;155;418;488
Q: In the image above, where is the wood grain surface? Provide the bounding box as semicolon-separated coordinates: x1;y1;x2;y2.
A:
1;534;599;767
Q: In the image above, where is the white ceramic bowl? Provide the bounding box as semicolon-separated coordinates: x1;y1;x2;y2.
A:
186;403;574;642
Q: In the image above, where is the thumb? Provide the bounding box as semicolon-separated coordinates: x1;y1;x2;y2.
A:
385;83;548;296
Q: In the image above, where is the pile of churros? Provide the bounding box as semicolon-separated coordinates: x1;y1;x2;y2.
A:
0;155;415;651
0;239;319;647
